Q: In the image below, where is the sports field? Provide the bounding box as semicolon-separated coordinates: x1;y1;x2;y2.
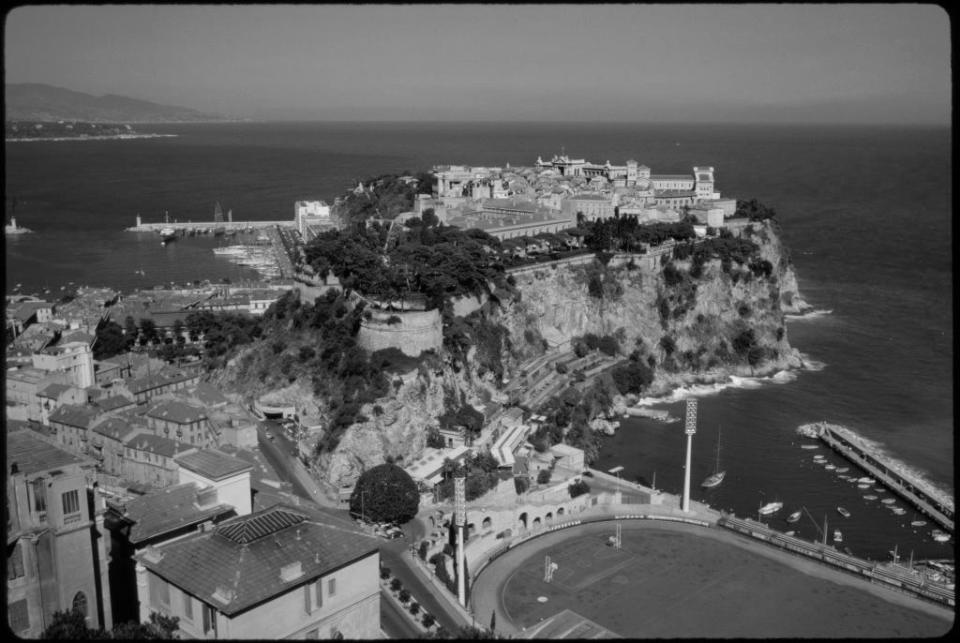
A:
475;520;953;638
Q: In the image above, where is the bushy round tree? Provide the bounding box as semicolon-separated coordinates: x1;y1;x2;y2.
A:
350;463;419;524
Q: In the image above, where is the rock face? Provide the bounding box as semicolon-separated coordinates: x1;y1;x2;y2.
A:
218;220;806;491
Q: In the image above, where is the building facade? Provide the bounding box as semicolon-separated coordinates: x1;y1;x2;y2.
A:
6;431;112;637
134;505;380;639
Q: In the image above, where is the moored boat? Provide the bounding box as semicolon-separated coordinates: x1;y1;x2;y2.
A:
858;477;876;484
160;226;177;244
701;425;725;489
835;467;849;473
911;520;927;527
800;444;819;450
759;501;783;516
833;529;843;543
825;464;836;471
881;497;897;505
863;494;878;500
837;506;850;518
786;510;802;523
931;530;950;543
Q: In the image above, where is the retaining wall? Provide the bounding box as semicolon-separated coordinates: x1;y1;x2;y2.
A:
357;309;443;357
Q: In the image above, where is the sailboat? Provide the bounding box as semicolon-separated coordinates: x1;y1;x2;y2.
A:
701;425;725;488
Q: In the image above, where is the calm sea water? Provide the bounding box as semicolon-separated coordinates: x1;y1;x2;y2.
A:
5;122;952;560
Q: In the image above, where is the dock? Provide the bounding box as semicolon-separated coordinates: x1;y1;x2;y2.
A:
811;423;953;532
126;220;295;233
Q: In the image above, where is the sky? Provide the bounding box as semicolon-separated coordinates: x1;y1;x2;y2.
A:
4;4;951;124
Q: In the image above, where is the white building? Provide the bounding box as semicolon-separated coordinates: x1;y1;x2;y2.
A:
294;201;332;238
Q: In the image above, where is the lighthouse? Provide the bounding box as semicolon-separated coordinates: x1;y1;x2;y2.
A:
682;399;698;512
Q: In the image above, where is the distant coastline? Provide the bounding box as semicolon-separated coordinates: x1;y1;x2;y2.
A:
6;133;179;143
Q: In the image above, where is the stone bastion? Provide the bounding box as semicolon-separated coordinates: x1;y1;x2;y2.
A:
357;308;443;357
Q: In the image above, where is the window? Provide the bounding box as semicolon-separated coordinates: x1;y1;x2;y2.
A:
9;598;29;633
201;604;216;635
327;577;336;597
61;489;81;521
314;579;323;608
182;591;193;620
304;584;312;613
7;542;25;580
149;573;170;608
73;592;88;617
31;478;47;516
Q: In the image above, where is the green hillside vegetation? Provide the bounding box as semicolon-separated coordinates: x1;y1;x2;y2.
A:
304;220;509;310
334;172;434;226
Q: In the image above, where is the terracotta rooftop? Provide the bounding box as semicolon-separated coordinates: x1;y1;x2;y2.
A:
7;430;90;475
37;382;73;399
94;394;136;412
48;404;102;428
175;449;254;481
124;433;195;459
120;482;237;545
146;399;207;425
136;504;378;615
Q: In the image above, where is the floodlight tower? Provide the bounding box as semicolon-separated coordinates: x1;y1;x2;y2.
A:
682;399;698;512
454;476;467;607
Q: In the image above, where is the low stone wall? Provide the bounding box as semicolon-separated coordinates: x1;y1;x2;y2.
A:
357;308;443;357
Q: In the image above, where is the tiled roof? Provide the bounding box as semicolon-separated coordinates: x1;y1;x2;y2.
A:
94;394;136;412
124;433;195;459
137;504;379;615
128;368;197;394
175;449;253;481
217;508;306;544
190;382;230;407
37;382;73;399
146;399;206;425
7;430;90;475
566;194;610;201
92;417;144;442
122;482;237;545
651;174;694;181
48;404;102;428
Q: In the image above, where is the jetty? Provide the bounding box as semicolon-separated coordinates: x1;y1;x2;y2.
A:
800;422;953;532
126;220;294;233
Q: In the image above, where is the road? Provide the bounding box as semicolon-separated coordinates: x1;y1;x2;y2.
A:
380;590;421;639
253;419;469;637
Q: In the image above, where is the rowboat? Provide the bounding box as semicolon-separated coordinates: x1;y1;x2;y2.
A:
758;501;783;516
786;510;802;523
836;507;851;518
863;494;878;500
881;498;896;505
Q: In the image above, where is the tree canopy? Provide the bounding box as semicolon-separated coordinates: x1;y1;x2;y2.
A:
349;463;420;524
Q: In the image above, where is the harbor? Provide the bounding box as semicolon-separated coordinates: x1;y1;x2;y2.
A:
798;422;954;533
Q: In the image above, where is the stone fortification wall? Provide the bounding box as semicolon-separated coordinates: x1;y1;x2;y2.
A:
357;309;442;357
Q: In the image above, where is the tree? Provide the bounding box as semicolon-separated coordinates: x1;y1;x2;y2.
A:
568;479;591;498
390;578;402;592
537;469;551;485
422;613;437;628
42;609;107;639
94;321;128;360
398;588;411;604
42;609;178;639
138;317;158;346
349;463;420;524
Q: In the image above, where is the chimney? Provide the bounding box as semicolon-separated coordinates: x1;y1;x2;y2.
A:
279;561;303;582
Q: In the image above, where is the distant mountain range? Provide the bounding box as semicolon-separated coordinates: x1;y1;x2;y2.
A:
5;83;238;123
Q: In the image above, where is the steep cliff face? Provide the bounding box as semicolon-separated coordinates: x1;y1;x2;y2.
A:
216;220;807;490
496;220;805;391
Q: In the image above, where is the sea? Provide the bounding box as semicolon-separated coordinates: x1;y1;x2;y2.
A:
5;121;953;561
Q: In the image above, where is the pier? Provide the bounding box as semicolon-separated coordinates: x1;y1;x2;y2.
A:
814;424;954;533
126;220;295;233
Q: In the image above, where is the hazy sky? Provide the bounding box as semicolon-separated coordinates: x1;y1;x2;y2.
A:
5;4;951;124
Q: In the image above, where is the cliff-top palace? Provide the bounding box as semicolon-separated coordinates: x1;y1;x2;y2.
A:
421;154;736;242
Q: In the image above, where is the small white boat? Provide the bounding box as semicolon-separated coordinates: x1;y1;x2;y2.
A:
785;530;796;537
759;501;783;516
863;494;878;500
891;507;906;515
800;444;819;450
833;529;843;543
858;477;876;484
786;510;802;523
857;483;871;489
881;498;897;505
824;464;836;471
931;530;950;543
911;520;927;527
835;467;849;473
837;507;851;518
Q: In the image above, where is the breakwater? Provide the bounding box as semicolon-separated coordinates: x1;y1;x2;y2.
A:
799;423;954;532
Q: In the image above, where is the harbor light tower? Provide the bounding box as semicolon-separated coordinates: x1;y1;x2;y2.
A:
682;399;698;512
454;476;467;607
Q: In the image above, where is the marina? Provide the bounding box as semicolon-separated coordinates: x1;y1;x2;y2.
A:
798;423;954;533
